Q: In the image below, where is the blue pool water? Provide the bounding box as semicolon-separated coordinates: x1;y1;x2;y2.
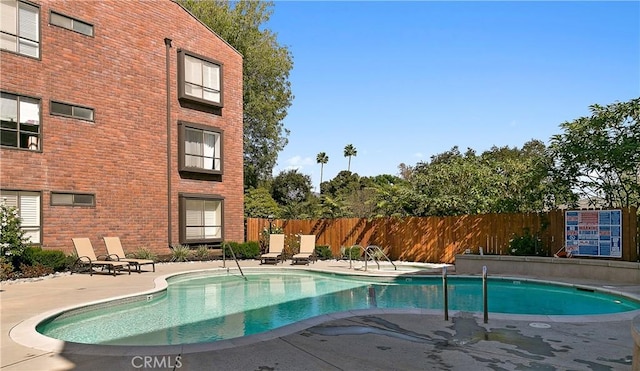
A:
37;270;640;346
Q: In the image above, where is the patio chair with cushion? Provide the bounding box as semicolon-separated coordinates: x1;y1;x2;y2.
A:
71;238;131;276
260;234;285;264
292;234;316;265
103;236;155;273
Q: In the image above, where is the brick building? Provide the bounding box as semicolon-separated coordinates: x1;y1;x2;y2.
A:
0;0;244;256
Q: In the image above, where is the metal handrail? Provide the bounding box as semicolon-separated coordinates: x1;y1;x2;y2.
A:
376;245;397;270
222;242;246;280
346;245;363;269
366;245;396;271
360;245;378;271
482;265;488;323
443;266;449;321
355;245;396;271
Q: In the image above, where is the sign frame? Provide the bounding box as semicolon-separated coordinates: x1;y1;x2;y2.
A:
565;209;622;258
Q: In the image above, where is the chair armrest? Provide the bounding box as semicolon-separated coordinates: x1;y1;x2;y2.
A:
107;254;121;261
76;256;92;263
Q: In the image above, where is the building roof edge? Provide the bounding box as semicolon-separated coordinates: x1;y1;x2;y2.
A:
172;0;243;58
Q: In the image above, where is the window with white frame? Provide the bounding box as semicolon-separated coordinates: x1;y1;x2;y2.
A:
178;50;222;107
1;92;40;150
0;190;41;244
0;0;40;58
178;122;222;174
180;194;223;244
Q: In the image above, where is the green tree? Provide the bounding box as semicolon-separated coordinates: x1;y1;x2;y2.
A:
321;170;361;199
244;187;281;218
367;175;411;217
371;183;411;217
271;169;313;206
178;0;294;188
427;146;464;165
343;144;357;172
397;163;414;181
408;153;494;216
550;98;640;208
404;141;557;216
320;171;390;217
280;198;321;219
317;194;350;218
481;140;557;213
316;152;329;187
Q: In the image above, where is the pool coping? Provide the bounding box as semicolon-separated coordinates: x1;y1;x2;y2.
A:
10;266;640;356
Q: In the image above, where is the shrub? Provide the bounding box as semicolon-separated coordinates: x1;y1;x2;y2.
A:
0;257;14;280
194;245;211;261
1;246;69;278
66;251;79;271
30;248;69;272
132;247;157;261
170;244;191;262
342;245;363;260
241;241;260;259
284;233;300;259
223;241;241;258
509;228;542;256
12;245;38;268
315;245;333;260
223;241;260;259
19;263;54;278
65;254;77;269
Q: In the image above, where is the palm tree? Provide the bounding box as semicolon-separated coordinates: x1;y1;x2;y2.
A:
343;144;357;172
316;152;329;186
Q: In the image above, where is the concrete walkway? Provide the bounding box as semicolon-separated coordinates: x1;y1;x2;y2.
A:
2;259;639;371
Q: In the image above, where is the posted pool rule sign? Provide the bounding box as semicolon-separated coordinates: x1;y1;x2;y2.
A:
565;210;622;257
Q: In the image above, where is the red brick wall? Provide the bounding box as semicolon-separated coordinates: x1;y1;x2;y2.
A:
0;0;244;256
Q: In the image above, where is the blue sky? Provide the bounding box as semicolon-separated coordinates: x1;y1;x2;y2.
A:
266;1;640;191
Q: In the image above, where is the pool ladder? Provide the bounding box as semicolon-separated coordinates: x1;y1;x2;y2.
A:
222;242;247;280
358;245;396;271
442;265;488;323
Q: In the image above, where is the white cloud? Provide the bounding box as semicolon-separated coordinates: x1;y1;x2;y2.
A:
286;155;314;167
272;155;315;176
414;152;424;158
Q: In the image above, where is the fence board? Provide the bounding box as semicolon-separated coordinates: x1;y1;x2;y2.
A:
246;208;638;263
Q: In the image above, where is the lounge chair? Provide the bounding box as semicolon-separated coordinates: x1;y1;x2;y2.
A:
292;234;316;265
260;234;285;264
103;236;155;273
71;238;131;276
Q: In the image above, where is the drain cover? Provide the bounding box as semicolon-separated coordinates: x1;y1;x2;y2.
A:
529;322;551;329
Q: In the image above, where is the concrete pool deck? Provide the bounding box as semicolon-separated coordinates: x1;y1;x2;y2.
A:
2;259;640;371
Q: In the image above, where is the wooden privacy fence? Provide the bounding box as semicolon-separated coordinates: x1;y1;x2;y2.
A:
246;208;638;264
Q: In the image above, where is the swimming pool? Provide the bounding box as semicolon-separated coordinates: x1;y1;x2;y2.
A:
36;269;640;346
